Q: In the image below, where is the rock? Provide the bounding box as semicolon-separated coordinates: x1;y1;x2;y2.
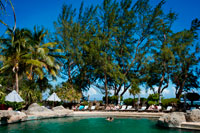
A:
7;111;27;123
186;109;200;122
25;103;53;115
158;112;186;128
52;106;73;117
52;105;66;111
0;110;27;124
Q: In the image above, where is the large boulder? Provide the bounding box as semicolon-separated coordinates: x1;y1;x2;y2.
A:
158;112;186;128
52;106;73;116
25;103;53;115
52;105;66;111
186;109;200;122
0;110;27;124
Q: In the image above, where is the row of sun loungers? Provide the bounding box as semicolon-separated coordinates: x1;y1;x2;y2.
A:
73;105;174;112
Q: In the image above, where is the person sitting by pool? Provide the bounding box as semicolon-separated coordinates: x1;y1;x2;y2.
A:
7;107;13;111
106;117;114;121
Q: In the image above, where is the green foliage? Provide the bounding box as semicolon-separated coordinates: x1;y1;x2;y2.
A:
186;93;200;105
5;102;25;110
123;97;147;105
123;98;133;105
147;93;160;105
148;101;157;105
55;82;82;102
0;0;200;106
147;93;159;101
81;101;89;106
161;98;179;108
102;95;121;104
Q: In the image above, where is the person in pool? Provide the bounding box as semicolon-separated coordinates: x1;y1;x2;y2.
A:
106;117;114;121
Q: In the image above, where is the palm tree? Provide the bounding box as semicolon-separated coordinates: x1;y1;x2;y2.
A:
129;83;140;108
0;29;31;92
26;26;61;82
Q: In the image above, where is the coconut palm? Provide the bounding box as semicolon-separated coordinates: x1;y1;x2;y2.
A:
0;27;61;93
26;26;61;82
0;28;31;92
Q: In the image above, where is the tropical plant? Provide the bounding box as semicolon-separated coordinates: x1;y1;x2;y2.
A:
0;29;31;92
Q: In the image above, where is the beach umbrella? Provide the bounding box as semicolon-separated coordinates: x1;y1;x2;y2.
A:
47;92;61;102
5;90;24;102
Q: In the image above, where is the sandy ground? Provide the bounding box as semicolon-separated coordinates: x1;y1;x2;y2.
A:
70;111;164;118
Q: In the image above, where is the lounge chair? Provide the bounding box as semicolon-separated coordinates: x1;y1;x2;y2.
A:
112;106;120;111
138;106;146;112
120;105;127;111
79;105;85;111
84;106;89;111
163;106;172;113
126;106;136;111
90;106;96;111
154;105;162;112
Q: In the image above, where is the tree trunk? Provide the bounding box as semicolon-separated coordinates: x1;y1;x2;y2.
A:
191;101;194;106
15;71;19;92
133;95;135;108
176;86;183;99
104;73;108;106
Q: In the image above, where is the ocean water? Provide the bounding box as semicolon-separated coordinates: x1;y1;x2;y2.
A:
0;117;198;133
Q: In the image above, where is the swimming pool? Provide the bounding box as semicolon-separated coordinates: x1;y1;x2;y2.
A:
0;117;197;133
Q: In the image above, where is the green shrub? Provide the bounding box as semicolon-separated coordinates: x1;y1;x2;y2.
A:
147;93;159;101
123;97;147;105
123;98;133;105
147;93;159;105
82;101;89;105
103;96;122;104
161;98;180;108
148;101;158;105
5;101;25;110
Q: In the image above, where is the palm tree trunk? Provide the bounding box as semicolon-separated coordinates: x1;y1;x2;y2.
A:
15;71;19;92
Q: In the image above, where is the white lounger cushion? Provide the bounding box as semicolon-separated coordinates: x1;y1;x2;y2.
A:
120;105;127;110
91;106;95;110
166;106;172;111
126;106;132;110
84;106;88;110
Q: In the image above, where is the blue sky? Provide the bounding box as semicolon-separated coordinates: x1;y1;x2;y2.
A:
1;0;200;100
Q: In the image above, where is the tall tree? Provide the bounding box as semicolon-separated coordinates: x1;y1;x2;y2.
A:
171;19;200;99
0;29;31;92
145;9;177;95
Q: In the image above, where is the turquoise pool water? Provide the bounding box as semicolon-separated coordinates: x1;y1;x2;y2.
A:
0;117;198;133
